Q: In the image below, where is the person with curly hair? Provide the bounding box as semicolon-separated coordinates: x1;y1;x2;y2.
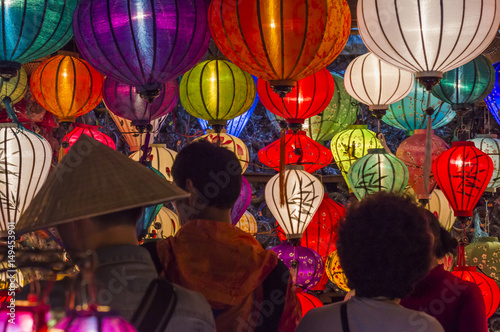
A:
401;211;488;332
297;192;444;332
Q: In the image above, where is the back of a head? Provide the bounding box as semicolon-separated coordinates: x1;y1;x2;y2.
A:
172;140;242;209
425;210;458;259
337;192;433;299
90;207;144;229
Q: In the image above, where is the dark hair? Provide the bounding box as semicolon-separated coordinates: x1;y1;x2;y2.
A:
337;192;433;299
171;140;242;209
90;207;144;228
424;210;458;259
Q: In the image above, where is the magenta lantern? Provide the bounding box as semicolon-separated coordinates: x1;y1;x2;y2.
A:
54;306;137;332
231;176;252;225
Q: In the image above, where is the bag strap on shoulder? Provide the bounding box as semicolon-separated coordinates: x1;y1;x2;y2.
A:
340;302;351;332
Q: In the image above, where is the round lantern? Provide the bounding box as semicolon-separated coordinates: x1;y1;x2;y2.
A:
145;207;180;240
130;144;177;182
103;77;178;129
469;134;500;192
425;189;454;232
452;266;500;318
209;0;351;94
258;130;333;173
30;55;104;124
265;165;324;240
236;211;258;235
0;67;27;109
383;79;455;134
296;292;323;317
0;0;76;79
347;149;409;200
344;52;414;119
396;130;449;200
63;124;116;152
73;0;209;101
231;176;252;226
257;68;335;124
485;62;500;126
108;112;163;152
465;237;500;287
433;141;494;217
54;306;137;332
272;242;324;290
0;124;51;234
180;59;256;127
194;130;249;173
357;0;500;87
325;250;350;292
330;125;382;187
0;300;50;332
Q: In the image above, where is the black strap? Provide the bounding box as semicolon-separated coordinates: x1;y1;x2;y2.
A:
341;302;351;332
131;278;178;332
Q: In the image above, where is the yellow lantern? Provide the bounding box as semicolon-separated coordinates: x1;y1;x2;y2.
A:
130;144;176;182
0;66;27;109
236;211;258;234
108;111;164;152
144;207;180;239
325;250;350;292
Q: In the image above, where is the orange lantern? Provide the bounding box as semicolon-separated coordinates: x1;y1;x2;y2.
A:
30;55;104;125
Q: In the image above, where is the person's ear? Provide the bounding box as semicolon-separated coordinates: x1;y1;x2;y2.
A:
185;179;197;206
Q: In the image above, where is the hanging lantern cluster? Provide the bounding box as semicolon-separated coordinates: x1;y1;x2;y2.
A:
63;124;116;152
468;134;500;192
144;207;180;240
236;211;258;235
130;144;177;182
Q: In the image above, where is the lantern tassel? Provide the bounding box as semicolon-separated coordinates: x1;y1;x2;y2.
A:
4;97;24;130
279;127;286;206
139;131;152;166
423;91;434;201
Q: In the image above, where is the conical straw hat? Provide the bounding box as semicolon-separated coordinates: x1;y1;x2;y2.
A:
16;135;188;233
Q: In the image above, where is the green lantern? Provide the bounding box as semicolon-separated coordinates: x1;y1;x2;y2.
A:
465;237;500;286
432;55;495;115
180;59;256;128
347;149;409;200
330;125;382;188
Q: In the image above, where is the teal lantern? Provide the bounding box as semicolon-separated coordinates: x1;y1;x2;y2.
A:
136;166;165;239
432;55;495;115
383;79;455;135
347;149;409;200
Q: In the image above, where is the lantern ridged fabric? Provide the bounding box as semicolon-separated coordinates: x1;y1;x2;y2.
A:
432;55;496;111
297;292;323;317
145;207;180;240
272;243;324;290
465;237;500;288
130;144;177;182
108;112;163;152
347;149;409;200
30;55;104;123
426;189;454;232
63;124;116;152
231;176;252;225
54;307;137;332
195;131;249;173
265;166;324;240
433;141;494;217
325;250;350;292
236;211;258;235
469;134;500;192
0;67;27;108
485;62;500;126
258;130;333;173
396;130;449;200
73;0;210;96
383;79;455;133
103;78;178;128
344;53;414;111
0;123;51;233
209;0;351;86
357;0;500;78
330;125;382;186
0;301;50;332
257;69;335;124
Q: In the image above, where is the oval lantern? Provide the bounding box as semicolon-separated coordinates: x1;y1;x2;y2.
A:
257;68;335;124
325;250;350;292
130;144;177;182
0;67;27;109
485;62;500;126
465;237;500;289
73;0;210;101
108;111;163;152
396;130;449;200
63;124;116;152
426;189;454;232
258;130;333;173
209;0;351;94
103;77;178;130
296;292;323;317
347;149;409;201
469;134;500;192
180;59;256;126
144;207;180;240
433;141;494;217
236;211;258;235
230;176;252;226
0;123;51;233
265;165;324;240
30;55;104;124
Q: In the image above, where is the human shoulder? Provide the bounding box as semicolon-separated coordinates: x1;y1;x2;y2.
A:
296;301;342;332
399;305;445;331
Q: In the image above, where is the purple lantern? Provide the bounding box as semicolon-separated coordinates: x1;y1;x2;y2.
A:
73;0;210;101
272;242;324;290
231;176;252;225
103;77;178;129
54;307;137;332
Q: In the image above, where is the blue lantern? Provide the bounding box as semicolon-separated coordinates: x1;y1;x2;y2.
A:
485;62;500;126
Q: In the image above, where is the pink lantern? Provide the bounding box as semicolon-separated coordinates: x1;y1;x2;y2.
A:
231;176;252;225
0;300;50;332
54;306;137;332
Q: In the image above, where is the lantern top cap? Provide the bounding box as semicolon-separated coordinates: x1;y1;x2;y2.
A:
368;148;388;154
476;237;499;242
285;165;306;171
451;141;475;148
475;134;498;139
413;129;433;135
0;123;17;128
348;125;368;130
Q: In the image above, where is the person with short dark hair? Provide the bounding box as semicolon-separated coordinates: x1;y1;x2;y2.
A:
297;192;444;332
155;140;302;332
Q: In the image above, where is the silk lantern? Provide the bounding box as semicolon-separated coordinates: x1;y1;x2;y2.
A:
258;130;333;173
136;166;166;239
73;0;210;102
130;144;177;182
265;165;324;240
469;134;500;192
426;189;454;232
0;67;27;109
30;55;104;124
209;0;351;95
0;263;24;290
103;77;178;130
63;124;116;152
465;237;500;288
236;211;258;235
54;306;137;332
144;207;180;240
108;112;163;152
485;62;500;126
257;69;335;125
0;300;50;332
325;250;350;292
433;141;494;217
230;176;252;226
296;292;323;317
396;130;449;200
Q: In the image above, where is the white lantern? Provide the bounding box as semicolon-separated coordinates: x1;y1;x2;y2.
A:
236;211;258;234
357;0;500;81
145;207;180;239
426;189;454;232
0;124;51;234
265;165;324;240
469;134;500;192
130;144;176;182
108;111;164;152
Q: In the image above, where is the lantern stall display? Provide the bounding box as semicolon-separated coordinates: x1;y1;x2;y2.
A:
63;124;116;152
296;292;323;317
231;177;252;226
53;306;137;332
108;112;164;153
485;62;500;126
130;144;177;182
144;207;180;240
325;250;350;292
236;211;258;235
0;300;50;332
468;134;500;192
465;237;500;288
426;189;454;232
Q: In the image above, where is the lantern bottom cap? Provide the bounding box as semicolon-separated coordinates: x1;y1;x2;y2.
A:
58;117;76;123
415;71;443;79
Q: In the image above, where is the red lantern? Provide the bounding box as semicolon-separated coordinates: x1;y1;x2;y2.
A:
452;266;500;318
63;123;116;152
296;291;323;317
396;130;449;200
432;141;493;217
258;130;333;173
257;69;335;124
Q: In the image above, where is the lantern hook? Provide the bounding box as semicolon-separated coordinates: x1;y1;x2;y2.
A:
136;87;161;103
0;61;20;81
270;80;295;98
417;76;442;91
